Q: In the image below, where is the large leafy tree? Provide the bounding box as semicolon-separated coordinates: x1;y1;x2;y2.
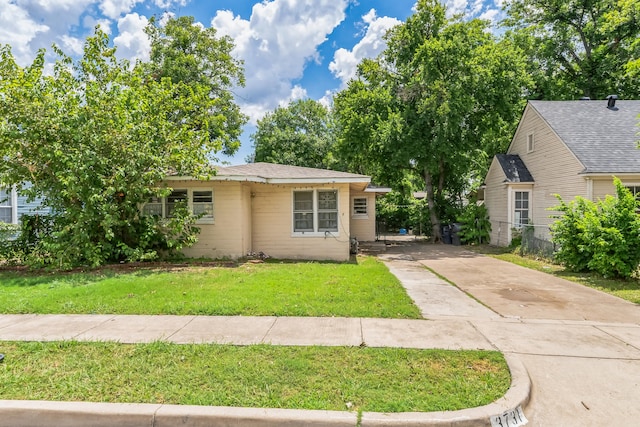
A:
0;26;245;268
145;16;247;156
249;99;335;169
334;0;530;241
502;0;640;100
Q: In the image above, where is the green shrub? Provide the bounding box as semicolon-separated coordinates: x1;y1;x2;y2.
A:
550;178;640;279
456;204;491;244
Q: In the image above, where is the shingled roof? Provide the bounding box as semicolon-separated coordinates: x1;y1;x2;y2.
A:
215;162;370;182
528;100;640;174
496;154;534;183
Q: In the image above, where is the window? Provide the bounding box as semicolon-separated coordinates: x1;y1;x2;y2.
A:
142;189;214;222
166;189;188;218
353;197;368;216
514;191;530;228
142;196;163;217
293;190;339;234
192;191;213;219
626;186;640;200
526;133;535;153
293;191;314;232
0;188;12;223
318;190;338;232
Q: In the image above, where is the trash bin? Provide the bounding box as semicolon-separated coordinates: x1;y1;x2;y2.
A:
441;225;452;244
451;223;462;246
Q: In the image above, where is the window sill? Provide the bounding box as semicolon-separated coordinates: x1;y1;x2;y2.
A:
196;218;215;225
291;231;339;237
352;214;369;220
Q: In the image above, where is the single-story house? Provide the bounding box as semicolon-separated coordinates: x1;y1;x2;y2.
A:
151;162;378;261
483;98;640;246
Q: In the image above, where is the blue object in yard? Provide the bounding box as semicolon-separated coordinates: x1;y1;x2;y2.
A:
399;228;407;235
441;225;452;244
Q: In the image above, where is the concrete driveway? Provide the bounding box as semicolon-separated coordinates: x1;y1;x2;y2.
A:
379;240;640;426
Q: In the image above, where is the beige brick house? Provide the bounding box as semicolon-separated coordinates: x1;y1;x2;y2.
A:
148;163;377;261
483;99;640;246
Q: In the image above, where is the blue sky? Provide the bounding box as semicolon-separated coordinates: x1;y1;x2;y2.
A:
0;0;505;164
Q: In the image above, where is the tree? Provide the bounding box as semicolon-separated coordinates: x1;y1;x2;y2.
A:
145;16;247;157
502;0;640;100
0;26;245;268
333;0;530;241
249;99;335;169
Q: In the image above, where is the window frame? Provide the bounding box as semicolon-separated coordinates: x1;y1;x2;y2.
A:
292;189;339;236
0;187;17;224
526;133;535;153
142;188;214;224
352;196;369;218
513;190;530;228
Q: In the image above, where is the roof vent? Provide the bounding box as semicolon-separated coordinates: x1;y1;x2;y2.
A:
580;96;590;100
606;94;618;109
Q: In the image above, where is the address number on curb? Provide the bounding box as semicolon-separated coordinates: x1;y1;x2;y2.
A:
490;405;528;427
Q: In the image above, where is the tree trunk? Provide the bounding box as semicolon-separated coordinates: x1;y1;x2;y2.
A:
424;169;441;243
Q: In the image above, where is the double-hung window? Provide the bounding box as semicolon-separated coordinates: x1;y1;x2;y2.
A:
293;190;339;234
514;191;530;228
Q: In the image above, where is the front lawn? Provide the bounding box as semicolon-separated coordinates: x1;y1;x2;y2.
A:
0;341;509;413
0;257;421;318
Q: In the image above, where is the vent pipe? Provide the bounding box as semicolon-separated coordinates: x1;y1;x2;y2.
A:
606;94;618;109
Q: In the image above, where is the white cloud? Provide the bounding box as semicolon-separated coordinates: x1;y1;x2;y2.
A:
0;0;49;65
99;0;144;20
329;9;401;86
113;12;150;62
59;35;84;55
212;0;350;122
83;16;114;35
152;0;187;9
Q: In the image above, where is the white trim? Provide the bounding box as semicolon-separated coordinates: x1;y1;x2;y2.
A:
586;177;593;201
526;133;535;153
142;188;215;224
291;189;340;236
165;175;370;186
352;196;369;219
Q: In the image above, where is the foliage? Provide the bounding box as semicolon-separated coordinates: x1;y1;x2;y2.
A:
249;99;335;169
376;191;429;235
502;0;640;99
550;178;640;278
145;16;247;156
334;0;531;241
456;204;491;245
0;24;244;269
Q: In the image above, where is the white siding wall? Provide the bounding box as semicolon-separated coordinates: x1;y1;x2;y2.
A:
507;107;587;241
484;157;509;246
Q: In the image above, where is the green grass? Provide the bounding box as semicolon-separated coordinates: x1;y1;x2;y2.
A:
0;257;421;318
0;341;509;413
475;247;640;304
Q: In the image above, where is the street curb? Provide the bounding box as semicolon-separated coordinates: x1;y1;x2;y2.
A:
0;354;531;427
361;354;532;426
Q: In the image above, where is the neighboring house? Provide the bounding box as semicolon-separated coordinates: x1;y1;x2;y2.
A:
484;98;640;247
0;185;49;225
148;162;377;261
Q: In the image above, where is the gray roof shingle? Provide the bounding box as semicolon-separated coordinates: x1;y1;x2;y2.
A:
496;154;534;183
529;100;640;174
216;162;370;181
